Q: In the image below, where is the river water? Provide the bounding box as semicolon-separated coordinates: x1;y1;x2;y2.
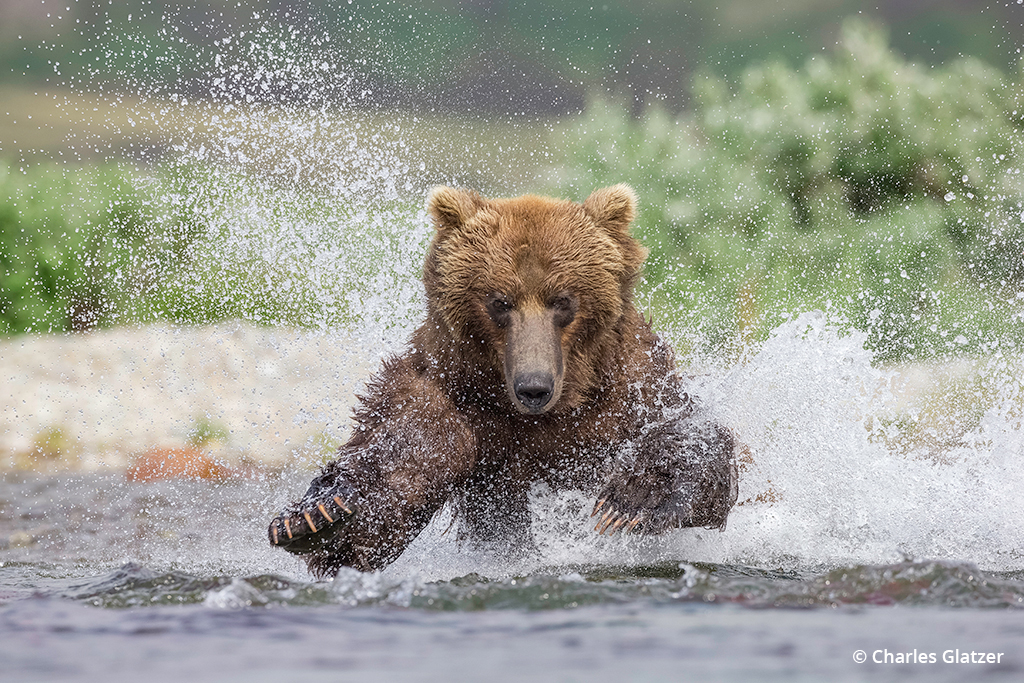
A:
3;314;1024;681
2;470;1024;682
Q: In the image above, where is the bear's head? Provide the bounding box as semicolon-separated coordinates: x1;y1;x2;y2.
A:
423;185;647;416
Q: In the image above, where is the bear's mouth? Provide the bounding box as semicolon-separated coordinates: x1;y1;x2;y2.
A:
503;309;565;415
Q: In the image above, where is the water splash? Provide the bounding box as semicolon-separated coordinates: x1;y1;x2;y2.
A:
713;312;1024;572
372;312;1024;580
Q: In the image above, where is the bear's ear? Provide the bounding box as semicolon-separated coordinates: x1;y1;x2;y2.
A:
427;186;485;233
584;184;647;289
583;184;637;234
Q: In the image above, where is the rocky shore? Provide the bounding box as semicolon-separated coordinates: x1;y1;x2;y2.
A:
0;322;1002;475
0;323;375;473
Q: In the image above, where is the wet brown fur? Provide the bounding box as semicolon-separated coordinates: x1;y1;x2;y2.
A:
269;185;737;577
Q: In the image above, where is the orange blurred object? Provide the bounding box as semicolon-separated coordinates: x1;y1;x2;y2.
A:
126;446;231;482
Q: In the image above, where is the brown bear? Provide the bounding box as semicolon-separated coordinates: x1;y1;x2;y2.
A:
268;184;737;576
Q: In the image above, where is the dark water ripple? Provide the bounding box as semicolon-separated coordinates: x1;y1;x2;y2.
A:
4;472;1024;611
3;557;1022;611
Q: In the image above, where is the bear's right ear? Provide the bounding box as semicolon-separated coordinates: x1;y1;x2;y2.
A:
426;186;485;233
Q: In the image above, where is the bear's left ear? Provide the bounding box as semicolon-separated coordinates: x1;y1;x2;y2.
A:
584;184;647;288
427;186;485;233
583;184;637;235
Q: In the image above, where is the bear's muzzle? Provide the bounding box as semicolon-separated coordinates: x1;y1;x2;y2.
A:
504;308;564;415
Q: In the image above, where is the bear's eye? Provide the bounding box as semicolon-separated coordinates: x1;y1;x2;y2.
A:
550;292;578;327
486;294;514;326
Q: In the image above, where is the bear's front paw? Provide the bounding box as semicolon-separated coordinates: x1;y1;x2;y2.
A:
591;419;737;536
268;479;359;555
591;469;690;536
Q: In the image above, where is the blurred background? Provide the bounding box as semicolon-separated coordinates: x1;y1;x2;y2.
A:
0;0;1022;477
4;0;1023;116
2;0;1023;357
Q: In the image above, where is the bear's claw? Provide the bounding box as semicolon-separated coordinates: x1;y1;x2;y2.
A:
268;489;357;554
590;418;737;537
591;498;646;536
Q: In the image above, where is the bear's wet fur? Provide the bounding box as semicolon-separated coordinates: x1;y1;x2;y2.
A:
269;185;738;576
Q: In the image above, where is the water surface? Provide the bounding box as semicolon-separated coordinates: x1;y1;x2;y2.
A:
3;466;1024;682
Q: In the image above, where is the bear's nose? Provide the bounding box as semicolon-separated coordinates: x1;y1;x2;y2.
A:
514;372;554;412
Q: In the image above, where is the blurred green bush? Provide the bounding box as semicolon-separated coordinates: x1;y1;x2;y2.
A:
0;161;195;333
555;19;1024;361
0;158;425;335
3;19;1022;364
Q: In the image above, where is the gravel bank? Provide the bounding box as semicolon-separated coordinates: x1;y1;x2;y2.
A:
0;322;1004;474
0;323;375;472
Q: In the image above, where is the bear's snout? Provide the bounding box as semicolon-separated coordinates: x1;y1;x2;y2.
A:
513;371;555;412
503;308;565;415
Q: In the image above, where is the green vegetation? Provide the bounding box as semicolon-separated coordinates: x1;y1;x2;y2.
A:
555;20;1024;361
0;161;182;333
185;416;231;448
2;20;1022;364
0;158;426;335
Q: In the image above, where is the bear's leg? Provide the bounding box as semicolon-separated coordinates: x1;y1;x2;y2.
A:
592;414;737;535
268;360;477;575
